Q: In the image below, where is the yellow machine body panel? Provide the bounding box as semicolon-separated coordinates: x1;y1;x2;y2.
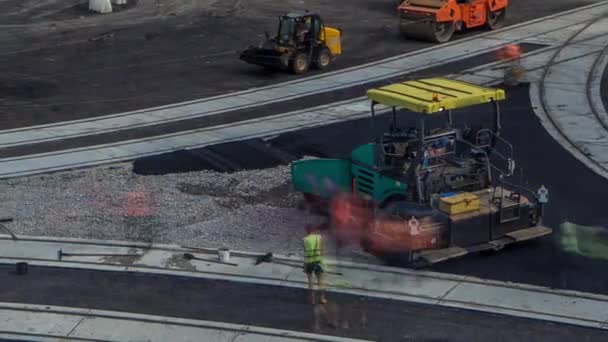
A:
439;192;480;215
366;77;506;114
321;26;342;56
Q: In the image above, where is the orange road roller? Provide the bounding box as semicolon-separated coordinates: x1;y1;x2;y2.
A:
398;0;508;43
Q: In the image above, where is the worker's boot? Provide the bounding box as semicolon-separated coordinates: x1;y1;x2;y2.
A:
504;64;525;87
320;293;327;304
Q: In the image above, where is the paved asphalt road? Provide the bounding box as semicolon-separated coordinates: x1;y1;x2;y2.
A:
1;265;606;342
0;43;548;158
0;0;600;128
135;84;608;295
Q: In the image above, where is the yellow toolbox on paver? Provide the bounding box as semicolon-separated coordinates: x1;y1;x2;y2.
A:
439;192;480;215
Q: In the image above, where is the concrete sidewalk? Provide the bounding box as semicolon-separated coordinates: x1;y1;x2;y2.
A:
0;302;370;342
1;235;608;331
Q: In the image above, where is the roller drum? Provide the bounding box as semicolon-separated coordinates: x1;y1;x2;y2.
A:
399;18;454;43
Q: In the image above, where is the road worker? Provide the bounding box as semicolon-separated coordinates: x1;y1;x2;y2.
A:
296;18;311;43
303;224;327;304
329;192;370;248
560;222;608;260
497;43;525;86
496;43;521;61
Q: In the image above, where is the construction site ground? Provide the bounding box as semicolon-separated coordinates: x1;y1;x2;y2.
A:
2;1;608;340
0;0;599;128
3;84;608;295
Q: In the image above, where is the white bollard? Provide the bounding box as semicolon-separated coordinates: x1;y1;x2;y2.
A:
218;248;230;263
89;0;112;13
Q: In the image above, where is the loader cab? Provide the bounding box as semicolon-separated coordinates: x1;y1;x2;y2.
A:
276;13;323;47
240;12;341;74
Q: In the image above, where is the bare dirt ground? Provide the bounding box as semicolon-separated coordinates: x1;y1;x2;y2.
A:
0;0;601;129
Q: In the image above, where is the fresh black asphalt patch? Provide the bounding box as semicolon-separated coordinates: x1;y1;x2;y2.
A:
135;84;608;296
0;43;548;159
0;265;605;342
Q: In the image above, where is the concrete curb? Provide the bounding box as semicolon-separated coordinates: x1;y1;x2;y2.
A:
3;234;608;303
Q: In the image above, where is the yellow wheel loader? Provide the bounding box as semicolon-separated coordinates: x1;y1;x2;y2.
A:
239;13;342;74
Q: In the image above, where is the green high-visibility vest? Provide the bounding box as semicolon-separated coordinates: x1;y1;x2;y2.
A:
303;233;323;264
560;222;608;260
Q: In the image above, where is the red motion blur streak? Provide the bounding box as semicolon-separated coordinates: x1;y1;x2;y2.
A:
119;191;155;217
328;193;445;255
329;193;371;247
496;43;522;62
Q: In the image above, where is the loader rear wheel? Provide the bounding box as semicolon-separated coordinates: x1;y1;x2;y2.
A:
313;47;332;70
487;8;507;30
290;53;309;74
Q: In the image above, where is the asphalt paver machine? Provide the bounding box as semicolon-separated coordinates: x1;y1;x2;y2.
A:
291;77;551;268
239;12;342;74
397;0;508;43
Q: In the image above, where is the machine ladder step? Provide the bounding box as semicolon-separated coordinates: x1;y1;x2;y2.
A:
415;225;553;267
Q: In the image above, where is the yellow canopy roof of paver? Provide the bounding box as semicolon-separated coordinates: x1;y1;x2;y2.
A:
366;77;506;114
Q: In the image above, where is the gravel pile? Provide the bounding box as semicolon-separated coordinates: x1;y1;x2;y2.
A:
0;160;376;263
